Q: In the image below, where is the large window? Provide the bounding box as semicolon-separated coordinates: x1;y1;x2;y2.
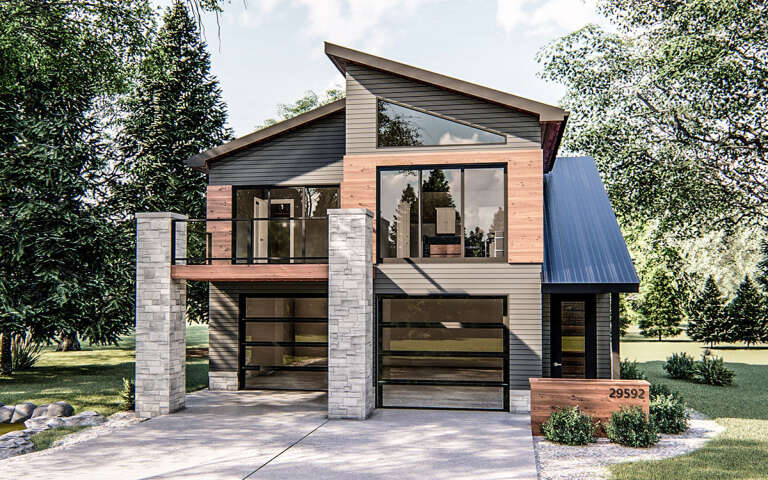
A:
377;100;507;147
378;165;505;261
234;186;339;264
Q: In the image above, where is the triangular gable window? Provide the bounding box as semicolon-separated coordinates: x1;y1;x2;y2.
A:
377;99;506;147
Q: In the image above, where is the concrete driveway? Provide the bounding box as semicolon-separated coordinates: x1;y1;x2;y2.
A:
1;390;537;480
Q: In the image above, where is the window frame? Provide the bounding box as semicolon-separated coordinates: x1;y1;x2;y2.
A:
375;163;507;264
375;97;508;149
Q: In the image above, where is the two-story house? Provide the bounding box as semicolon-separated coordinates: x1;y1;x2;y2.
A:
158;42;638;417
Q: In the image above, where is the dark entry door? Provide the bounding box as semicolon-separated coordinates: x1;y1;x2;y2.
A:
376;296;509;411
551;295;596;378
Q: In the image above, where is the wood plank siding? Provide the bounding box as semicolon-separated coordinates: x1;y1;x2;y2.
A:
209;282;328;372
206;185;232;264
172;264;328;282
375;263;542;389
344;63;541;154
340;149;544;264
208;110;345;186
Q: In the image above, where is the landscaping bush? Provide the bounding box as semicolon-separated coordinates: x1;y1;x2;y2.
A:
663;352;695;379
693;354;735;386
120;377;135;410
541;407;598;445
605;406;659;447
11;333;45;371
620;359;647;380
650;394;689;434
649;383;683;401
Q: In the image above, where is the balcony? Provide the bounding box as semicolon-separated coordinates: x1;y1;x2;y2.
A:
170;218;330;282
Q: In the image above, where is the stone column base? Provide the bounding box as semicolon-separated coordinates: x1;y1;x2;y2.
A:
510;389;531;413
209;372;239;391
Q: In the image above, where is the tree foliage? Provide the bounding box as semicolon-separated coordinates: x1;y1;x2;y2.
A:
116;0;232;323
0;0;154;373
638;269;684;341
259;88;344;129
687;276;727;347
538;0;768;234
725;275;767;347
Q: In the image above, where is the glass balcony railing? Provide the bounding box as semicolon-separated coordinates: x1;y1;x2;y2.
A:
171;218;329;265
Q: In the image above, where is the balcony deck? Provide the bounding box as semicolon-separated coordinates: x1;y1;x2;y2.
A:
170;264;329;282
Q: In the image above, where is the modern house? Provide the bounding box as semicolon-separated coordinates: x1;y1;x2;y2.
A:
133;42;638;419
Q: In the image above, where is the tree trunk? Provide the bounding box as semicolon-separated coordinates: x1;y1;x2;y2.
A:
658;332;662;341
0;331;12;376
56;331;81;352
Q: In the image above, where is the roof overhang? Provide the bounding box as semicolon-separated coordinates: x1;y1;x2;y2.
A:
542;283;639;294
186;99;346;172
325;42;569;122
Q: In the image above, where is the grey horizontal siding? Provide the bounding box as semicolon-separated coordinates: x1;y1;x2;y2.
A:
208;282;328;372
209;111;345;186
375;263;542;389
596;293;612;378
346;64;541;154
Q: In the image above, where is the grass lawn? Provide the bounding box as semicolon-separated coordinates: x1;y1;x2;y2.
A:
0;324;209;417
610;325;768;479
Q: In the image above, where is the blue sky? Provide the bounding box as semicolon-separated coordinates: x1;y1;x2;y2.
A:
180;0;607;137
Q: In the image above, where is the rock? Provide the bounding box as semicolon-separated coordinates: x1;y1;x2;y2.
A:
0;401;3;407
31;404;50;418
62;411;105;427
10;402;36;423
0;405;13;423
47;401;75;417
25;416;65;432
0;434;35;460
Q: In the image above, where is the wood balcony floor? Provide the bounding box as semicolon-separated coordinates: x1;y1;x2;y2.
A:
170;264;329;282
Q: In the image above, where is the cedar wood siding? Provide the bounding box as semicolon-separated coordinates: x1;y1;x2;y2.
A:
541;293;612;379
375;263;542;390
208;110;345;186
208;282;328;372
345;63;541;154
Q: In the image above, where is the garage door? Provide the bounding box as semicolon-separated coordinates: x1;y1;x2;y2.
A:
377;296;509;410
240;295;328;390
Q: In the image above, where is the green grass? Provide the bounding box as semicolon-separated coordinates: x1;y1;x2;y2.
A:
29;426;88;451
0;325;209;417
609;325;768;479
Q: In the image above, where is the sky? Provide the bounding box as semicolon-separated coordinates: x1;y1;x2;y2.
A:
174;0;608;137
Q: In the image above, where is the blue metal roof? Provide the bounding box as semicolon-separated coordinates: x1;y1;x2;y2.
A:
543;156;639;292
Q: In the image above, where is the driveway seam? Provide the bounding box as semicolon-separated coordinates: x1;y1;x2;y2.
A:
242;418;329;479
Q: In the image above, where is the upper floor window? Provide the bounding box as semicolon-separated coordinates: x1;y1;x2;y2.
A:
377;100;507;147
378;165;505;261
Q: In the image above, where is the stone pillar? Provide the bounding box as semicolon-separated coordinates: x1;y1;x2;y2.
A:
135;212;188;418
327;208;374;419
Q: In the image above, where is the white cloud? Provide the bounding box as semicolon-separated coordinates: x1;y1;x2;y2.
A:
496;0;606;35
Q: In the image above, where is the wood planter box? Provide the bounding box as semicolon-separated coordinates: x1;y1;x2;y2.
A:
529;378;650;436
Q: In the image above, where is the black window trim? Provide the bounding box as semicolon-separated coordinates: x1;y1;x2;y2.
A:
375;97;508;149
375;163;508;264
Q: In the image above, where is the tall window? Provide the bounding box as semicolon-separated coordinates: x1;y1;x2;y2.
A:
378;165;505;260
234;186;339;263
377;100;507;147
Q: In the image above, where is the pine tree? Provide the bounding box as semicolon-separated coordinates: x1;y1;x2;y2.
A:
725;275;767;347
688;276;727;347
638;269;683;341
757;231;768;292
117;1;232;323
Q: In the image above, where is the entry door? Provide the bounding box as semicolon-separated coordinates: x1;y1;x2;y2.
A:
252;198;268;263
551;295;596;378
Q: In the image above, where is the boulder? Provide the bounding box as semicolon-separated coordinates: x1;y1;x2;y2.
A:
47;401;75;417
0;406;13;423
24;416;65;432
10;402;36;423
31;404;50;418
62;411;105;427
0;434;35;460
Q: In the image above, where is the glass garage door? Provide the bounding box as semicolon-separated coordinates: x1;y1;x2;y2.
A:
377;296;509;411
240;295;327;390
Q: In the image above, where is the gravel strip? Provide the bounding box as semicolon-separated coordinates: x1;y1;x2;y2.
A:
534;410;723;480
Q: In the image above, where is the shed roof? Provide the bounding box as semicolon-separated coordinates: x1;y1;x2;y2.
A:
543;156;639;293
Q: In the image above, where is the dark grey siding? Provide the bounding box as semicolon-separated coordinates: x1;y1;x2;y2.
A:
208;282;328;372
542;293;551;377
375;263;542;390
208;111;345;186
345;64;541;154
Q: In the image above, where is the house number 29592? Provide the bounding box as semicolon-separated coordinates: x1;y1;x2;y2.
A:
608;387;645;399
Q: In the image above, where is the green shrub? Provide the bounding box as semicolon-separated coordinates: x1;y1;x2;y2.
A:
541;407;598;445
663;352;695;379
11;332;45;371
650;394;689;434
620;359;647;380
693;354;735;386
605;406;659;447
120;377;135;410
649;383;683;401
